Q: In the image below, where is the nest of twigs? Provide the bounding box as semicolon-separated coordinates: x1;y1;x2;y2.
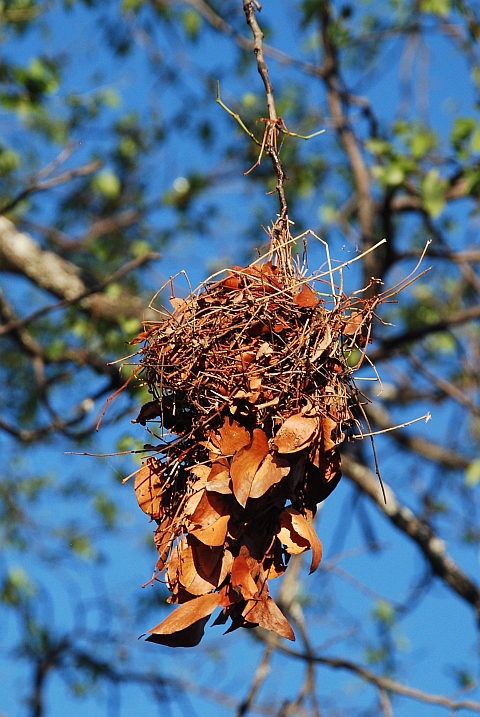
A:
126;224;388;647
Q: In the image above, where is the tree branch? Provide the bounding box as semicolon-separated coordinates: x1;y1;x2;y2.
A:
0;216;154;322
341;453;480;621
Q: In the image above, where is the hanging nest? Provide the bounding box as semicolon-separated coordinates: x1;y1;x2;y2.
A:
126;222;389;647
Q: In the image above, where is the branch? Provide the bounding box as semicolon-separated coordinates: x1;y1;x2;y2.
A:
0;158;102;215
318;2;377;283
0;216;154;323
277;646;480;713
369;303;480;361
242;1;288;216
365;402;471;469
341;453;480;621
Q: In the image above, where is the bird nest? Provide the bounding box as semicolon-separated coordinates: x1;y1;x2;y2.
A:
124;223;395;647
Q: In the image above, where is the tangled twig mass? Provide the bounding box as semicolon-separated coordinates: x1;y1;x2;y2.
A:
125;221;393;647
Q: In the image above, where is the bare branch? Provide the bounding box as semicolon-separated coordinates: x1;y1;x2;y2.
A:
370;304;480;361
0;216;156;323
278;646;480;713
242;1;288;216
341;453;480;620
0;158;102;215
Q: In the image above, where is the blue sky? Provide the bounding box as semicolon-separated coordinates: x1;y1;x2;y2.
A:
1;1;480;716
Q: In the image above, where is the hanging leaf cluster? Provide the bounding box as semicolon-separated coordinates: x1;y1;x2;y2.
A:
126;225;386;647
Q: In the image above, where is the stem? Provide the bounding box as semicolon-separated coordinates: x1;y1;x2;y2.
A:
242;0;288;219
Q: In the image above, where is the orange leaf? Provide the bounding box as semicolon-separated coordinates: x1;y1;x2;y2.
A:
144;592;221;646
343;310;364;336
231;554;258;600
273;414;319;454
294;283;319;308
189;513;230;547
278;507;323;573
249;453;290;499
145;616;210;647
243;596;295;641
134;458;163;518
230;429;269;507
188;491;229;529
214;417;251;456
206;460;232;494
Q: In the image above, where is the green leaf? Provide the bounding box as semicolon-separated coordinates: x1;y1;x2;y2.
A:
92;169;121;199
373;600;396;627
420;0;450;16
372;163;405;186
365;138;391;155
420;168;447;217
181;9;202;40
465;459;480;487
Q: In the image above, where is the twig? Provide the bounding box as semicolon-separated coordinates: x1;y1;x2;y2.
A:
242;0;288;217
0;158;102;215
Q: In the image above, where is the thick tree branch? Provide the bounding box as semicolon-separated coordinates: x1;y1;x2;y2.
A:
318;2;377;283
0;216;154;322
341;453;480;620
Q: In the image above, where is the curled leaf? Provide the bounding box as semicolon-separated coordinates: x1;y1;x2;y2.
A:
249;453;290;499
277;507;323;574
134;459;163;518
230;428;269;507
144;592;221;646
274;414;319;454
243;595;295;641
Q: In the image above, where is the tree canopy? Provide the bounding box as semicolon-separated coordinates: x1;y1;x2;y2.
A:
1;1;480;716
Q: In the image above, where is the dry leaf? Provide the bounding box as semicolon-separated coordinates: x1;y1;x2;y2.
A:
206;460;232;494
277;507;323;573
190;514;230;547
134;459;163;518
230;429;270;507
294;283;319;308
231;554;258;600
249;453;290;499
214;417;250;456
144;592;221;646
243;596;295;641
274;414;319;454
145;616;210;647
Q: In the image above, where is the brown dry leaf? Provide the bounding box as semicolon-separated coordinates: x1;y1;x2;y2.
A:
230;428;269;507
169;296;186;314
249;453;291;499
184;468;209;517
277;507;323;574
134;459;163;519
294;283;319;308
206;460;232;494
321;414;340;452
214;417;250;456
231;554;258;600
167;540;211;595
188;491;229;529
144;592;221;646
189;514;230;547
146;616;210;647
274;414;319;454
191;539;224;579
134;399;162;425
344;310;364;336
243;596;295;641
